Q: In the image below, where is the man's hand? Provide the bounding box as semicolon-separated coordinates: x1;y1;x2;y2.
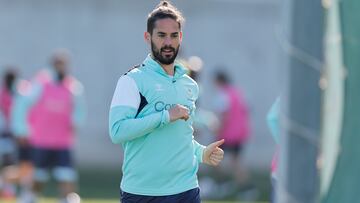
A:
203;139;225;166
169;104;189;122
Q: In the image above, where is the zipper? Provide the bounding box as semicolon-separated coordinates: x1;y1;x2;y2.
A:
170;76;178;102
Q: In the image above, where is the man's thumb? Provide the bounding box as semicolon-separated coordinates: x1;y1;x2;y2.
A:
208;139;225;149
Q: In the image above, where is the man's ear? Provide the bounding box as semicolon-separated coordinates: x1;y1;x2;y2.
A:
144;32;151;44
179;31;183;42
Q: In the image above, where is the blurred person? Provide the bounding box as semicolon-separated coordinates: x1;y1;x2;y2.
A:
211;70;253;197
266;97;280;203
0;68;19;200
11;74;35;202
13;49;86;203
1;68;34;201
109;1;224;203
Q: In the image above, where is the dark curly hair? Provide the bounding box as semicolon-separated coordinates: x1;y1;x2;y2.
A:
147;1;185;34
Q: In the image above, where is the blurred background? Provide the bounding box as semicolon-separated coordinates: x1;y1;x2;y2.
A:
0;0;359;203
0;0;280;169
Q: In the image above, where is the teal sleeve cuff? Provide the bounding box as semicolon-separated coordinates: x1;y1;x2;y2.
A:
193;140;206;163
160;110;170;127
198;145;206;163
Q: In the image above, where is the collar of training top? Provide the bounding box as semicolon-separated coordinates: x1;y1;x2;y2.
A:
143;54;188;79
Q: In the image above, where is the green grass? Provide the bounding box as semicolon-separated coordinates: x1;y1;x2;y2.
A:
38;169;123;199
38;169;271;201
5;169;270;202
6;198;268;203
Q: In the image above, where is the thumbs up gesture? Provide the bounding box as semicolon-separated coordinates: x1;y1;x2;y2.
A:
203;139;225;166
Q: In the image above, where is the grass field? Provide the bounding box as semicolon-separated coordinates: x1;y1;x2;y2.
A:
5;199;269;203
74;169;271;201
2;169;270;203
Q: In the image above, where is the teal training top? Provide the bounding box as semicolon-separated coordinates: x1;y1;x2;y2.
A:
109;55;205;196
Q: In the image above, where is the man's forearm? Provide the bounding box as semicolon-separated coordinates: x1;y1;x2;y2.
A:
109;106;170;144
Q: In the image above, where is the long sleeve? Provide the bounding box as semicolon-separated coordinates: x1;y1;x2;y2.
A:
11;83;43;137
71;82;86;129
109;75;170;144
193;139;206;163
109;106;169;144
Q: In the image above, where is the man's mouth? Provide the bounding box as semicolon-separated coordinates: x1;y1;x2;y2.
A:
161;48;174;54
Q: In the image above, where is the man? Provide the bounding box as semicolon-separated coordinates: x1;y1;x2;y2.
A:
0;68;19;200
13;49;85;203
211;70;253;197
109;1;224;203
1;68;35;201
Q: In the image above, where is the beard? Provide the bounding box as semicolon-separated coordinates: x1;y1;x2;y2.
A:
54;67;66;82
55;71;65;82
151;41;179;65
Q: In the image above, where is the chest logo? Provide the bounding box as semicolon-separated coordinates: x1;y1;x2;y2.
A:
187;88;195;102
187;88;193;97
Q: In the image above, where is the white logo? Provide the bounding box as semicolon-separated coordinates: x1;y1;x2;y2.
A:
187;88;193;98
187;88;195;102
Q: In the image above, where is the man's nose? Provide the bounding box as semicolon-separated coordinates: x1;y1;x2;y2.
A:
164;36;172;45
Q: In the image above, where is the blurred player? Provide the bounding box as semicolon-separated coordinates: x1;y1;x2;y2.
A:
0;68;18;200
211;70;254;198
13;49;86;203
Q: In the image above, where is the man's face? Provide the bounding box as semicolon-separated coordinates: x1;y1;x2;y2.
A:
146;18;182;65
52;56;69;81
